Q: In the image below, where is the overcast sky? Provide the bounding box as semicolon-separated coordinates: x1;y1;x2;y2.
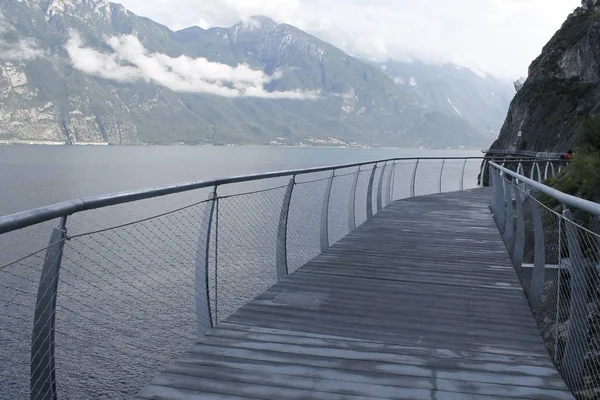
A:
115;0;581;79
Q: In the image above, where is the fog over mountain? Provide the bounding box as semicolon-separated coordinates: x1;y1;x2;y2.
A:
0;0;520;147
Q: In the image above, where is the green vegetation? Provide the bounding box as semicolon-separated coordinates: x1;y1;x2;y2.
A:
551;115;600;204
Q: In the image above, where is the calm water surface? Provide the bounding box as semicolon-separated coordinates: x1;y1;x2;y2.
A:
0;146;480;214
0;145;481;261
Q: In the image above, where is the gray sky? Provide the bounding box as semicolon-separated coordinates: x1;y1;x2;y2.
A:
116;0;581;79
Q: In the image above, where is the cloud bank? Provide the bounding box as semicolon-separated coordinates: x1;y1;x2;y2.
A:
65;31;319;99
0;11;44;61
116;0;581;78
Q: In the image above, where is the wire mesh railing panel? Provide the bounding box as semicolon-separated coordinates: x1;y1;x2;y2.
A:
579;221;600;399
0;221;58;270
65;190;214;240
439;160;465;193
555;217;600;399
52;199;211;399
533;205;563;364
370;165;382;214
213;187;286;322
379;163;393;209
464;159;484;190
391;161;414;200
414;160;444;197
287;178;329;274
439;160;459;194
354;166;372;227
489;162;600;399
328;171;356;247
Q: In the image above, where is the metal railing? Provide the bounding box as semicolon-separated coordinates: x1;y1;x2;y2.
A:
479;157;568;186
489;162;600;400
0;155;553;400
483;148;566;159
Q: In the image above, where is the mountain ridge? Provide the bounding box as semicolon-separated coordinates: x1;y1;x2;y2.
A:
0;0;505;148
376;60;513;138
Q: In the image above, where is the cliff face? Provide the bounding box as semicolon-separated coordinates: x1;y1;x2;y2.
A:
491;0;600;152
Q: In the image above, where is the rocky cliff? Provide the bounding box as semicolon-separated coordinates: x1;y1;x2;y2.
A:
490;0;600;153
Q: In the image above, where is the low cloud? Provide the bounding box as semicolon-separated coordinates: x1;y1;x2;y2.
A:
0;11;45;61
116;0;581;78
65;31;319;99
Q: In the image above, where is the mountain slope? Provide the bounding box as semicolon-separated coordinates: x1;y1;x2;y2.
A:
490;0;600;152
377;60;514;139
0;0;488;148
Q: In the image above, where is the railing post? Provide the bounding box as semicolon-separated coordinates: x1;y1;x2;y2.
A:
561;208;589;389
496;171;506;232
554;215;563;362
195;189;216;334
479;159;488;187
535;162;542;182
503;176;514;247
489;165;496;214
410;159;419;197
366;164;377;219
529;190;546;312
320;170;334;252
460;159;467;191
490;166;503;228
276;176;295;280
512;182;525;276
214;197;220;323
517;162;524;177
31;217;67;400
438;159;446;193
377;162;387;212
386;162;395;205
348;168;359;232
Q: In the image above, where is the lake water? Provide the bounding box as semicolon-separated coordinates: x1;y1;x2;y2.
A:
0;145;483;399
0;145;482;261
0;146;481;213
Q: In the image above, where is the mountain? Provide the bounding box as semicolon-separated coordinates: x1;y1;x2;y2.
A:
377;60;514;139
490;0;600;153
0;0;492;148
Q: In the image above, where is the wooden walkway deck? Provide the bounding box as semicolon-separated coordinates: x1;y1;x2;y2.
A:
137;188;574;400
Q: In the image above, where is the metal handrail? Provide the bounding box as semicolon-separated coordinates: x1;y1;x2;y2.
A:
0;156;470;234
483;149;565;159
488;160;600;394
490;161;600;216
0;156;561;235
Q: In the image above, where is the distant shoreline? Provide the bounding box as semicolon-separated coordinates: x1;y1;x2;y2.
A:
0;140;108;146
0;140;480;151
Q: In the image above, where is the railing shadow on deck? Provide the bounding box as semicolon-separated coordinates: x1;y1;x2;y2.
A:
489;162;600;400
0;156;559;400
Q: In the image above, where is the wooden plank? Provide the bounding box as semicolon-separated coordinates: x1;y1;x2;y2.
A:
137;188;574;400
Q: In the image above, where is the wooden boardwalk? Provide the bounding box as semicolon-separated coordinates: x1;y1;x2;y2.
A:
137;188;574;400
